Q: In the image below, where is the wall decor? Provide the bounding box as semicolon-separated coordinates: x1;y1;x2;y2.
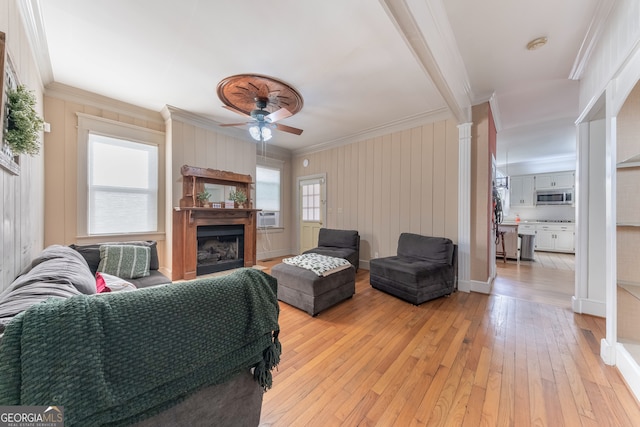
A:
0;31;20;175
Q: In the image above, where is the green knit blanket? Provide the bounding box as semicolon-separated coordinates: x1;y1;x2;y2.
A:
0;268;280;427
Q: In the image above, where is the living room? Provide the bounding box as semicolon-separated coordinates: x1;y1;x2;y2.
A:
2;0;640;425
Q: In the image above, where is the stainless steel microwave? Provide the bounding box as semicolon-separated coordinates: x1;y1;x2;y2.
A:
535;189;573;205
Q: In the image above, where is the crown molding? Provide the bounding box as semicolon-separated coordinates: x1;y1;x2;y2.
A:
162;105;293;159
292;107;451;156
46;82;164;124
569;0;616;80
18;0;53;87
162;105;245;138
488;93;502;132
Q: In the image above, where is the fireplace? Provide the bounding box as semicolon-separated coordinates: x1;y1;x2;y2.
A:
172;166;258;281
197;224;245;275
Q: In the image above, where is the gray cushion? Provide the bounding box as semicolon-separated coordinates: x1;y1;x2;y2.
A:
317;228;359;249
128;271;172;289
97;245;151;279
70;240;160;274
397;233;453;264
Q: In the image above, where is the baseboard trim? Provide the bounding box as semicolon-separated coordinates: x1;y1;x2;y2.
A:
470;278;492;294
572;296;606;317
616;342;640;403
257;249;293;262
359;260;370;270
601;338;616;365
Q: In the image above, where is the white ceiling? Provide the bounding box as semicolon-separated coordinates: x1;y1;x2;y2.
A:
26;0;608;165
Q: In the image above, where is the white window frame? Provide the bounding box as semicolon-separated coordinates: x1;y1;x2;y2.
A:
77;113;165;241
256;158;284;229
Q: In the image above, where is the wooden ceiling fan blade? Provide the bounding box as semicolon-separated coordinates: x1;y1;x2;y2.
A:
222;105;251;118
219;122;249;127
265;107;292;123
275;123;303;135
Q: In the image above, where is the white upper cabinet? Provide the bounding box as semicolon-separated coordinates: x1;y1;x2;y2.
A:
510;175;535;207
534;171;575;190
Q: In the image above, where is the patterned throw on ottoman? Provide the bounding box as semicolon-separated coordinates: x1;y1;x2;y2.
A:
271;254;356;316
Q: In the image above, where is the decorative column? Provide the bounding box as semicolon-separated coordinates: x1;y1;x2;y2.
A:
457;122;472;292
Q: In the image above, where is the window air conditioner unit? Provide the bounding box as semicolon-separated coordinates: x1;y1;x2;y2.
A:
258;211;279;228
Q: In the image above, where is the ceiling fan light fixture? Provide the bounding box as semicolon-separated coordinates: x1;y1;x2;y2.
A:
261;126;272;141
249;125;261;141
249;124;273;142
526;36;548;51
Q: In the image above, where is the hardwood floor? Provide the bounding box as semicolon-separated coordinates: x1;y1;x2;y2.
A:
493;252;575;309
257;257;640;426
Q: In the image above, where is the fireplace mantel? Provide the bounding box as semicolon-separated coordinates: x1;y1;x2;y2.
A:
172;166;259;281
172;207;259;280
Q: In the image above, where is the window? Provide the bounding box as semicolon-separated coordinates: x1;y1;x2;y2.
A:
88;134;158;234
256;161;282;227
77;113;164;237
302;182;321;221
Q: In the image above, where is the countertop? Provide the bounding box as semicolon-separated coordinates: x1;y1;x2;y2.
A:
501;220;574;225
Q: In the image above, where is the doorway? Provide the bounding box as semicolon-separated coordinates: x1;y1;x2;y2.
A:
297;174;326;254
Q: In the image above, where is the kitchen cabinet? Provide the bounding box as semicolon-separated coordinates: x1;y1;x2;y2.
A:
509;175;535;207
535;224;575;253
534;171;575;190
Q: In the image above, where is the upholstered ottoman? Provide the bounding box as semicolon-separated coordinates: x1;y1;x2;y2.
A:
271;260;356;316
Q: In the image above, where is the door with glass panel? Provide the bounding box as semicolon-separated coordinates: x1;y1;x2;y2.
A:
299;177;325;253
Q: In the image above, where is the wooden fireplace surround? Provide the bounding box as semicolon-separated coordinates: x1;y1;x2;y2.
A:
172;165;259;280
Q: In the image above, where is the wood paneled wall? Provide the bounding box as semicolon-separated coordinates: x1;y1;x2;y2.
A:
292;119;459;264
0;0;45;292
165;111;295;269
43;86;167;266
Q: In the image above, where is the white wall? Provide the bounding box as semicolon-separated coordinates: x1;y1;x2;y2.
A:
578;0;640;119
587;120;606;305
0;0;45;291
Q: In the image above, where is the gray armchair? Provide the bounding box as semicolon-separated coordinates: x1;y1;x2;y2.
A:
303;228;360;270
369;233;457;305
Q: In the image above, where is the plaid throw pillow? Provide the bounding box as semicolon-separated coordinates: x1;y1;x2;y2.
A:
97;245;151;279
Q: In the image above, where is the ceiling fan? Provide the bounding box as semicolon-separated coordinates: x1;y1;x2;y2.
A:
217;74;304;141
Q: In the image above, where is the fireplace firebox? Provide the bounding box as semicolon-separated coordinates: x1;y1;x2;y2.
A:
196;224;245;275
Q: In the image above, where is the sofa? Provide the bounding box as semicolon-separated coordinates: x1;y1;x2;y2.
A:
369;233;457;305
69;240;171;288
303;228;360;270
0;245;280;427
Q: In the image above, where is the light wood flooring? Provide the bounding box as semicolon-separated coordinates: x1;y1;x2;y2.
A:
494;251;575;309
257;256;640;426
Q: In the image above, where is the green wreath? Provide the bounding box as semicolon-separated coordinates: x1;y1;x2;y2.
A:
4;85;44;156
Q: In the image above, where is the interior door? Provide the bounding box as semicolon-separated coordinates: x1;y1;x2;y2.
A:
299;177;325;253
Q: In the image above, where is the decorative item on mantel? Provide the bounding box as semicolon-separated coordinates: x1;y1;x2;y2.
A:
229;189;248;209
196;190;211;207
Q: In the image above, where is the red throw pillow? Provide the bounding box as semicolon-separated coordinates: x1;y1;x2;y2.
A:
95;272;111;293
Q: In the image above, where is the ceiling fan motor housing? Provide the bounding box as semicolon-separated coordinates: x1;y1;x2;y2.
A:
251;109;271;122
